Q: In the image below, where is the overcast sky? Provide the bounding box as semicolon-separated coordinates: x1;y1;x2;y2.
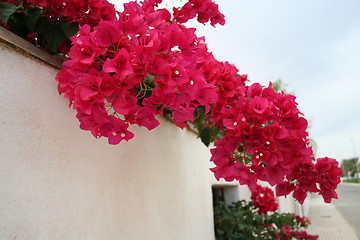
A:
110;0;360;163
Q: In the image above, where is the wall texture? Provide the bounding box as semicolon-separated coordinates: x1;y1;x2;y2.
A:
0;34;215;240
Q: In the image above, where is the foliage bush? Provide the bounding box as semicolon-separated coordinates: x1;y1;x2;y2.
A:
213;185;318;240
343;179;360;183
214;200;318;240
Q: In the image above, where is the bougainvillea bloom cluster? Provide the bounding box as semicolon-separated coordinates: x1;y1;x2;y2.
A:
276;224;318;240
1;0;117;53
209;82;342;203
57;0;225;143
2;0;341;205
55;0;341;204
3;0;116;27
250;185;278;214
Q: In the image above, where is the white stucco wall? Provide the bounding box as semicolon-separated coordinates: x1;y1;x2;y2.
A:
0;37;215;239
0;27;307;240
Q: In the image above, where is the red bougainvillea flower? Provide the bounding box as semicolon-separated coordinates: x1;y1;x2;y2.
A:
56;0;224;144
1;0;118;54
294;230;319;240
173;0;225;26
250;185;278;214
315;157;342;203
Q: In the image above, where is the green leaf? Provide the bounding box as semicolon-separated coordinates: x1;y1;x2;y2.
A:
39;19;67;51
200;127;211;147
60;21;79;38
8;13;28;38
24;7;42;32
211;127;220;140
0;2;17;25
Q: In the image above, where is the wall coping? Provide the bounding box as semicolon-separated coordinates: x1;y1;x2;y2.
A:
0;27;62;69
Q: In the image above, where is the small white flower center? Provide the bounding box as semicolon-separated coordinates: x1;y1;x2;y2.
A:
171;46;180;52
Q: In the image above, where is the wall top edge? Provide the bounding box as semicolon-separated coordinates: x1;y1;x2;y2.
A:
0;27;63;69
212;181;239;188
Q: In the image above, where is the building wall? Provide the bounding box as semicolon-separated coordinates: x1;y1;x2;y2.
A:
0;32;215;240
0;28;306;240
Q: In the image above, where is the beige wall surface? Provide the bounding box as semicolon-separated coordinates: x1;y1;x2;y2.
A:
0;41;215;240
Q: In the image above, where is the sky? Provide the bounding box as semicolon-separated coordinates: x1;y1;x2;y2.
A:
110;0;360;163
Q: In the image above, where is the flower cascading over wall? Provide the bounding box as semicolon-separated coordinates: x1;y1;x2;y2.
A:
0;0;117;53
0;0;342;204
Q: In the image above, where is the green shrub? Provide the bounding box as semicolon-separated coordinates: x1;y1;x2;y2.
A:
213;200;318;240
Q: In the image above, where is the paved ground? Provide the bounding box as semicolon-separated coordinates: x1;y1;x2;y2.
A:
333;183;360;239
307;189;358;240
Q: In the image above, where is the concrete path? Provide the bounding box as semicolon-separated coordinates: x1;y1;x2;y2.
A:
307;193;358;240
333;183;360;239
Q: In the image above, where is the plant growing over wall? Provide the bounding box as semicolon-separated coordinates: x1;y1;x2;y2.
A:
0;0;342;206
214;185;318;240
0;0;116;53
